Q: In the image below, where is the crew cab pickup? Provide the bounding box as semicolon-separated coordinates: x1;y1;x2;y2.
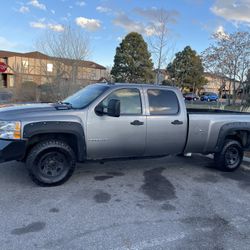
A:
0;83;249;186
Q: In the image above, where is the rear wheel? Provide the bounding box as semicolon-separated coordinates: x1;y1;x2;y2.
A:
26;139;76;186
214;140;243;172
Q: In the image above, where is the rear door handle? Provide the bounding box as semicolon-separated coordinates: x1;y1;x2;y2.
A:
130;120;144;126
171;120;183;125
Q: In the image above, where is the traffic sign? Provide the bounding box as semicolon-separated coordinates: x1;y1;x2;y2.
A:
0;62;7;73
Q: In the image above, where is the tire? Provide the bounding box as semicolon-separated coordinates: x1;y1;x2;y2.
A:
26;139;76;187
214;140;243;172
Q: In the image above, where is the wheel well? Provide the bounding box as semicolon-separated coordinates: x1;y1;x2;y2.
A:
24;133;79;161
225;130;250;148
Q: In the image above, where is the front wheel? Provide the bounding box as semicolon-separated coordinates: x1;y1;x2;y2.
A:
26;139;76;186
214;140;243;172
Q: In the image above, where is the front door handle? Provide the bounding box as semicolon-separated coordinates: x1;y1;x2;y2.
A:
171;120;183;125
130;120;144;126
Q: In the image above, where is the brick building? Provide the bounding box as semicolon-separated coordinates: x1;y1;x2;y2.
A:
0;50;106;88
203;72;240;95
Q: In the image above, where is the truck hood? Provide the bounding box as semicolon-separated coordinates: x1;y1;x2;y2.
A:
0;103;65;120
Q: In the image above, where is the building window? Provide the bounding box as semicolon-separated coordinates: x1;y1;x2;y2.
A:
47;63;53;72
22;60;29;68
9;75;14;87
2;57;8;64
22;75;33;82
91;70;96;80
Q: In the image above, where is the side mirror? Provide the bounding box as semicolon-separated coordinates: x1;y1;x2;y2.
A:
107;99;120;117
95;104;104;116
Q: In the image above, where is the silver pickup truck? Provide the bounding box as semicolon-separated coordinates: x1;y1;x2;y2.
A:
0;83;249;186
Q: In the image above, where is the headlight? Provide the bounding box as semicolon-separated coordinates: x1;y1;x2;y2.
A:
0;121;21;140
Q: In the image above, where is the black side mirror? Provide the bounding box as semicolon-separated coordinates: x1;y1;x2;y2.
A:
107;99;120;117
95;104;104;116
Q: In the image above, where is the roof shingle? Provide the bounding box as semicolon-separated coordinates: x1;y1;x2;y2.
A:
0;50;106;70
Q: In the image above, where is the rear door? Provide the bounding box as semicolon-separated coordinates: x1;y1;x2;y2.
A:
145;88;187;156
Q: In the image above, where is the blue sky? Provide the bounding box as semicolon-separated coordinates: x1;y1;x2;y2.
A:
0;0;250;67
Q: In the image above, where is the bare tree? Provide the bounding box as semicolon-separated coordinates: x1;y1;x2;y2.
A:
36;25;91;101
202;31;250;105
147;8;177;84
6;61;37;102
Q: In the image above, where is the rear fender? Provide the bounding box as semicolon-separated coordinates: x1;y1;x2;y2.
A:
215;122;250;152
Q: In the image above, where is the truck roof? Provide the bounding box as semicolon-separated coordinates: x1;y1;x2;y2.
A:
94;82;179;91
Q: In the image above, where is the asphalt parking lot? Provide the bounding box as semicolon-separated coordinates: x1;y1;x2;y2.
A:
0;155;250;250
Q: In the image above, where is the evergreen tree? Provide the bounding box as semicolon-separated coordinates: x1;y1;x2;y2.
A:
167;46;207;91
111;32;154;83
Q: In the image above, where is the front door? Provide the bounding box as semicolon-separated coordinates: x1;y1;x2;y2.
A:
86;87;146;159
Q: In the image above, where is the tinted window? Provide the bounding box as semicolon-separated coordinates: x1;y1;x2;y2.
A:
102;88;142;115
147;89;179;115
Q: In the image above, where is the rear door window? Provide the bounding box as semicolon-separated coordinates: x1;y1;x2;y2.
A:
147;89;179;115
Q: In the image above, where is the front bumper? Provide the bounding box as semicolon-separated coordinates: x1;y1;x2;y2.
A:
0;139;26;163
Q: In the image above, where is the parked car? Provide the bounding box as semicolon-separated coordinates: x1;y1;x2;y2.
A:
200;92;218;102
0;83;249;186
183;92;199;101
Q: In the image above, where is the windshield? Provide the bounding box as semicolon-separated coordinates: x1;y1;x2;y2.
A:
64;84;109;109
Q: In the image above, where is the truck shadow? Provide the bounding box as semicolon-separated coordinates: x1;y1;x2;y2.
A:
0;154;248;188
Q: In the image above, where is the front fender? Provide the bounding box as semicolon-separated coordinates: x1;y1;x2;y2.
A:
23;121;86;161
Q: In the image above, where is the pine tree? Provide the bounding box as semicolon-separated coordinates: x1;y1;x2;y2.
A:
111;32;154;83
167;46;207;91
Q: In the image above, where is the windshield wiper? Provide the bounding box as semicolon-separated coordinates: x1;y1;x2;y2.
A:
55;101;73;110
57;101;72;105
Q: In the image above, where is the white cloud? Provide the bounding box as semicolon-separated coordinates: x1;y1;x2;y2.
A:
211;0;250;26
30;21;46;29
215;25;225;34
51;9;55;14
48;24;64;32
30;21;64;32
96;6;111;13
215;25;229;39
19;6;30;13
113;13;157;36
0;37;18;50
75;17;101;31
76;1;85;7
28;0;46;10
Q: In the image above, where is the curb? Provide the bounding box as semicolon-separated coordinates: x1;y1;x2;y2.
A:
243;156;250;163
242;157;250;171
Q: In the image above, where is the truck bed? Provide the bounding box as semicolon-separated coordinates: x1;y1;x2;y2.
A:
187;108;249;114
185;109;250;154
